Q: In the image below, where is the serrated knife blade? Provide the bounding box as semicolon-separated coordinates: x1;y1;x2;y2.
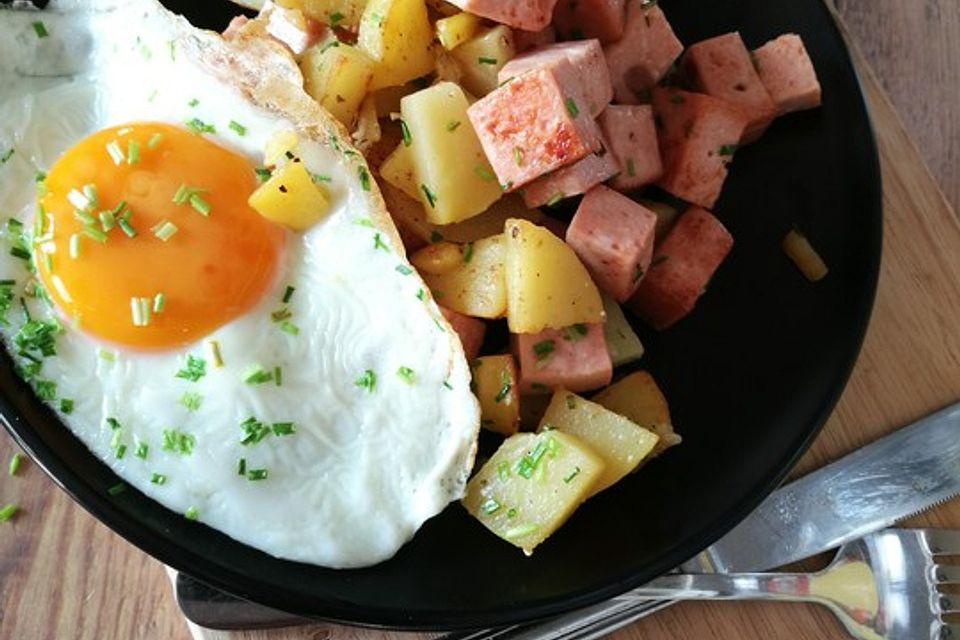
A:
442;401;960;640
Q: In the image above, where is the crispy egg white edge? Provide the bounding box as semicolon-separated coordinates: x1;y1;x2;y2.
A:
0;0;481;568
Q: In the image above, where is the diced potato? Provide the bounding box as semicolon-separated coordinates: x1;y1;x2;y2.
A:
601;295;644;367
276;0;369;29
436;12;484;50
592;371;681;457
412;235;507;318
358;0;436;90
503;219;605;333
379;141;420;200
783;229;829;282
462;430;605;555
471;355;520;435
248;162;330;231
300;41;375;128
540;391;658;494
401;82;502;224
450;25;516;97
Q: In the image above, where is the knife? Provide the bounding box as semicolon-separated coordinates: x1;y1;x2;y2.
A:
176;401;960;633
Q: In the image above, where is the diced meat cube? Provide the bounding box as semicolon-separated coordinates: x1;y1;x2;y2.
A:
513;25;557;53
522;142;620;208
566;185;658;302
627;207;733;329
603;2;683;104
652;87;749;209
512;324;612;394
553;0;626;44
468;61;603;190
447;0;559;31
499;40;613;117
440;307;486;362
752;34;822;116
682;32;777;143
597;104;662;191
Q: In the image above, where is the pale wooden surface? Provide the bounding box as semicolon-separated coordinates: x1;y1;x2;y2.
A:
2;3;959;640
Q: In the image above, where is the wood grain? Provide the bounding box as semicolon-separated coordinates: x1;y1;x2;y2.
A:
2;3;959;640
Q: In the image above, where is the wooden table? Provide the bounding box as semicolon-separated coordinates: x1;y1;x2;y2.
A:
2;2;959;639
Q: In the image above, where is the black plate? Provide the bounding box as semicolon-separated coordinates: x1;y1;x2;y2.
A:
1;0;881;630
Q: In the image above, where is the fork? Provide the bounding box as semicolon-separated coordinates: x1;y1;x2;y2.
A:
450;529;960;640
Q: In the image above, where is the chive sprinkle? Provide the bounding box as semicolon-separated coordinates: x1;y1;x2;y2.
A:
9;453;23;476
189;193;211;216
274;366;282;386
185;118;216;134
396;264;413;275
272;422;295;436
565;97;580;118
135;442;149;459
474;165;495;182
282;285;295;303
106;140;125;165
480;499;500;514
175;354;207;381
153;292;166;313
83;226;108;243
127;140;140;165
185;507;199;520
545;192;564;208
241;363;273;385
68;234;81;259
151;473;167;485
118;217;137;238
420;184;437;208
151;220;178;241
358;166;371;191
478;56;497;65
147;133;163;149
180;391;202;411
99;210;116;232
107;482;126;496
719;144;738;156
355;369;376;392
237;458;247;475
0;504;18;521
533;339;556;362
400;120;412;147
329;11;345;26
130;296;151;327
229;120;248;136
495;370;511;403
279;321;299;335
32;20;48;38
247;469;268;481
373;233;389;252
397;366;415;383
446;120;461;132
59;398;74;414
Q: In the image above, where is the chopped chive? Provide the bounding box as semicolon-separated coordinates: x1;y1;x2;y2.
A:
358;166;371;191
188;98;199;107
354;369;376;392
247;469;268;481
176;354;207;381
180;391;202;411
480;498;501;514
59;398;74;414
135;442;149;459
67;189;91;211
280;321;299;335
415;288;426;301
396;264;413;275
151;220;178;241
98;210;116;232
115;444;127;459
237;458;247;475
270;308;291;322
0;504;18;521
513;147;524;166
239;416;271;445
68;234;81;259
282;285;295;303
189;194;211;216
329;10;345;26
107;482;126;496
533;339;556;362
184;507;199;520
504;523;539;539
271;422;295;436
474;165;496;182
373;232;390;252
400;120;412;147
443;380;453;390
565;97;580;118
397;366;415;383
83;226;108;244
207;340;224;368
153;292;166;313
82;184;98;207
497;461;511;480
99;349;116;362
9;452;23;476
130;296;151;327
241;363;273;385
495;370;511;403
118;217;137;238
478;56;497;65
0;148;13;164
185;118;216;134
719;144;738;156
228;120;247;136
626;158;637;177
255;167;272;183
147;133;163;149
274;365;282;386
446;120;461;132
320;39;340;54
162;428;195;455
420;184;437;208
311;172;332;183
106;140;125;165
150;473;167;485
545;192;564;208
564;324;588;341
127;140;140;165
32;20;48;38
354;217;374;228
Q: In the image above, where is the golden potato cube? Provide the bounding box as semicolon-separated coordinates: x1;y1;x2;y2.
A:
277;0;369;28
592;371;681;458
462;431;605;555
401;82;502;224
379;141;420;200
601;295;644;368
358;0;436;90
248;162;330;231
412;235;507;318
436;12;484;50
471;354;520;436
300;41;375;128
539;391;658;494
503;219;605;333
450;26;515;97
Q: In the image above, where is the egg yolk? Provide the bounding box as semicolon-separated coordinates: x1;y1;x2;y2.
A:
35;122;285;350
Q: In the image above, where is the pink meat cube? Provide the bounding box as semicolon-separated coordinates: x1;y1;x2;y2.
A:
513;25;557;53
468;61;603;190
440;307;486;362
553;0;626;44
498;40;613;117
565;185;658;302
683;32;777;143
652;87;749;209
752;34;822;116
627;207;733;330
512;323;612;394
521;143;620;208
447;0;559;31
603;2;684;104
597;104;663;191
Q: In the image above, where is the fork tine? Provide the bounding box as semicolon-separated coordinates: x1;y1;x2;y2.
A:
933;565;960;585
922;530;960;556
937;622;960;639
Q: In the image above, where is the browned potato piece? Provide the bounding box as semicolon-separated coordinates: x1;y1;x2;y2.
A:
471;355;520;435
592;371;681;458
411;236;507;318
450;26;515;97
539;391;658;494
462;431;605;555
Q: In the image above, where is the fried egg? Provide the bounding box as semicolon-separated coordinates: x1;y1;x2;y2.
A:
0;0;479;568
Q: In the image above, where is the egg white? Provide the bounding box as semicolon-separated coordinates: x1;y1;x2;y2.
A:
0;0;479;568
